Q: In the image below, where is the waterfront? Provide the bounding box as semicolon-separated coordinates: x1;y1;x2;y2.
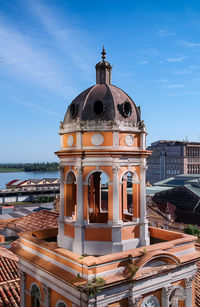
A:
0;171;59;190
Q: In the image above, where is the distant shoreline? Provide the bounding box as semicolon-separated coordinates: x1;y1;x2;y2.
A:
0;169;24;173
0;169;59;173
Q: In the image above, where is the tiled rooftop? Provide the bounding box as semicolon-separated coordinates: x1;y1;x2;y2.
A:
0;209;59;233
0;247;19;306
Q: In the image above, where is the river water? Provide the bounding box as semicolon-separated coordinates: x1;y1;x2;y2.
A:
0;171;59;190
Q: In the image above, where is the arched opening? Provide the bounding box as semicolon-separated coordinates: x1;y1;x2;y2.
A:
31;284;40;307
121;171;139;222
169;286;185;307
65;171;77;220
58;302;67;307
88;171;108;223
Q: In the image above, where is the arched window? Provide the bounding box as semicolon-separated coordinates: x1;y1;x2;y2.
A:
88;171;109;223
122;172;133;216
56;300;67;307
65;171;77;219
31;284;40;307
169;286;185;307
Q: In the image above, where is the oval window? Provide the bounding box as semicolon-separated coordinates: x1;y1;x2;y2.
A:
123;101;132;117
94;100;104;116
70;102;76;118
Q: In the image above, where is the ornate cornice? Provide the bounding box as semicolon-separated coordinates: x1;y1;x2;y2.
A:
60;118;144;134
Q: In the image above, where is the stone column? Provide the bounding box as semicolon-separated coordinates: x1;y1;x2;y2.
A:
59;165;65;222
112;166;121;225
162;286;172;307
20;270;26;307
42;284;50;307
76;167;84;223
57;166;65;247
139;158;149;246
185;276;194;307
73;167;84;254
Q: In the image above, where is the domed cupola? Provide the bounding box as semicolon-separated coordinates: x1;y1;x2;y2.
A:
62;47;142;131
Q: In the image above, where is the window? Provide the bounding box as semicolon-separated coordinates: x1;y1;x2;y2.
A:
93;100;104;116
58;303;67;307
123;101;132;117
31;284;40;307
70;102;77;118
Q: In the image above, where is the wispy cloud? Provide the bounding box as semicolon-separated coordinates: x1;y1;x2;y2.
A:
17;99;62;117
27;0;94;79
179;40;200;47
189;65;199;70
184;91;200;95
139;60;148;64
165;56;186;62
154;79;169;83
166;93;182;97
142;48;159;56
0;20;73;97
157;29;175;37
164;84;185;89
172;69;191;75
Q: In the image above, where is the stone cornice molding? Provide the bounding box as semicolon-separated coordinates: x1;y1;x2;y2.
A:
60;119;144;134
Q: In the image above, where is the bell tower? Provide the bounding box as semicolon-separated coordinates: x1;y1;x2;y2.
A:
56;48;151;255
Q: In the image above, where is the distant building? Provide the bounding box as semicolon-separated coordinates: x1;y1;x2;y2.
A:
6;178;59;190
146;140;200;184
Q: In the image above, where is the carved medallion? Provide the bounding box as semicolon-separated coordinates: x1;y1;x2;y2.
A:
125;135;134;146
91;133;104;146
68;135;74;147
140;295;160;307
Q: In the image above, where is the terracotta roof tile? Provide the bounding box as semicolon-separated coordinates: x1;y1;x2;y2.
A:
0;210;59;233
0;249;20;306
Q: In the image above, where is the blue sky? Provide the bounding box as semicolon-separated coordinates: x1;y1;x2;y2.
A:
1;0;200;162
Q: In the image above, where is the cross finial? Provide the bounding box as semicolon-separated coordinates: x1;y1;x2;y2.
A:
101;45;106;61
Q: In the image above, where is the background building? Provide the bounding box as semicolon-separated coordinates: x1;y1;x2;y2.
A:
146;140;200;184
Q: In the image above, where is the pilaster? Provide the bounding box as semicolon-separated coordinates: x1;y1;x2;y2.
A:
112;166;121;225
73;166;84;254
139;159;149;246
57;165;65;247
162;285;172;307
185;275;195;307
19;270;26;307
42;284;50;307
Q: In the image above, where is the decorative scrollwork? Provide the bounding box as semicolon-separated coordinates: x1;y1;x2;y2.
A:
162;285;173;297
42;284;50;297
112;166;119;174
185;276;195;288
75;166;84;174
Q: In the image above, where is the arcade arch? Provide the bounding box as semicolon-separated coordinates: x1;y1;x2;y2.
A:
88;171;109;223
64;171;77;219
121;170;139;221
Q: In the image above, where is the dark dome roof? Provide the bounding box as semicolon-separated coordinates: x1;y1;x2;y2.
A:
63;83;141;124
63;47;141;126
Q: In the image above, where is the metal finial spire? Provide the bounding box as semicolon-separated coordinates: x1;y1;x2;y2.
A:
101;46;106;61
